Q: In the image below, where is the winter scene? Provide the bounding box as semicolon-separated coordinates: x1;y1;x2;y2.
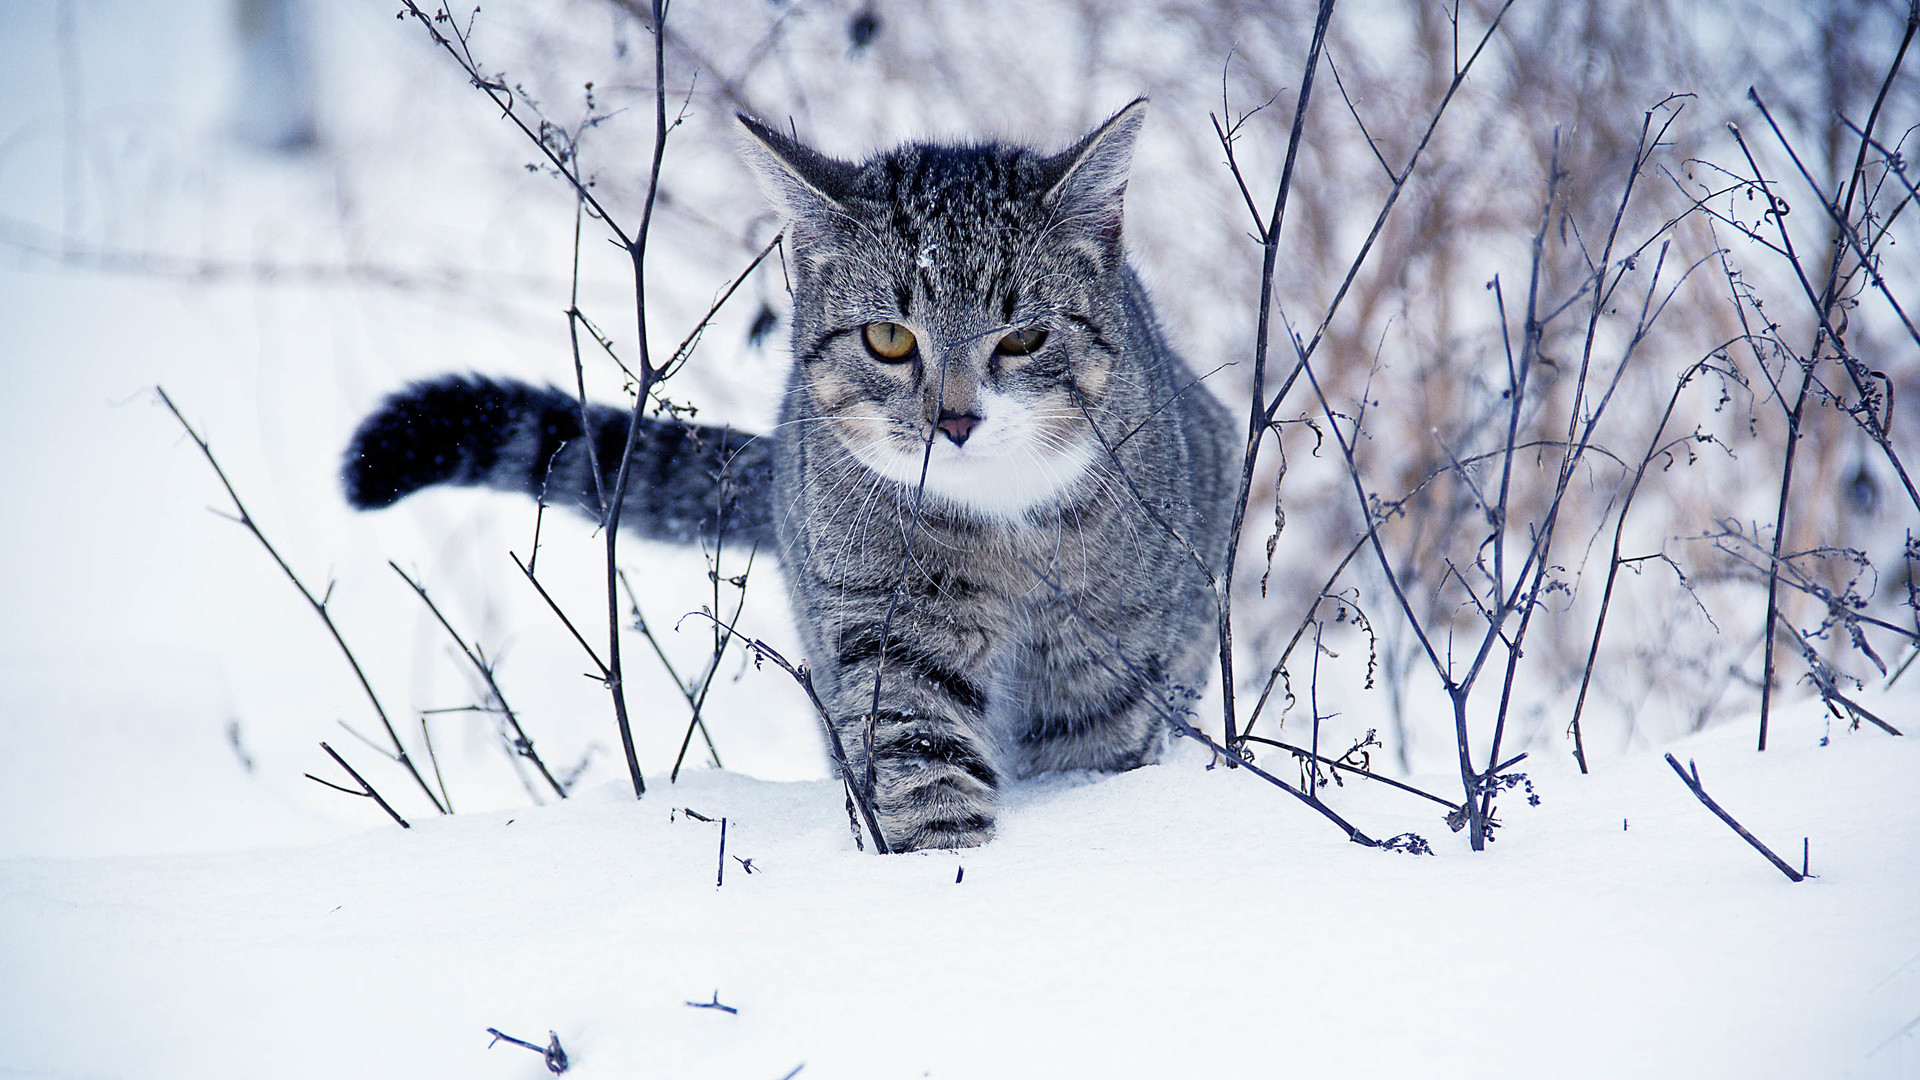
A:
1;0;1917;1076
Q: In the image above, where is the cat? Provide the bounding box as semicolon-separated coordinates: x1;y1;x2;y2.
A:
342;98;1236;851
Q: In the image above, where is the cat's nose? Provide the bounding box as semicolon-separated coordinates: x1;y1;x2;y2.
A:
936;410;982;446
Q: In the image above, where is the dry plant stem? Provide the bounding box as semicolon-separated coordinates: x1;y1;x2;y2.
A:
1458;144;1567;820
1561;101;1689;462
685;613;889;853
1566;358;1730;772
419;709;453;812
1295;341;1471;844
1727;137;1851;753
1481;112;1664;772
566;190;608;521
658;232;784;382
619;547;753;782
1751;14;1920;402
1757;369;1812;754
1663;754;1806;882
1775;631;1904;736
400;0;683;798
595;0;676;799
1477;112;1693;792
1309;621;1326;773
1753;97;1920;352
677;530;745;780
1215;0;1337;754
1472;243;1693;819
1735;20;1918;748
1212;4;1517;817
1469;130;1704;811
1734;111;1920;516
1242;435;1630;741
397;1;634;248
390;562;569;799
308;742;412;828
156;387;447;815
512;551;611;674
1710;530;1920;653
1850;123;1920;208
618;572;717;778
1257;0;1520;431
1293;221;1679;845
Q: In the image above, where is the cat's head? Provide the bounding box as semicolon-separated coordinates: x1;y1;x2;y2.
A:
739;100;1147;519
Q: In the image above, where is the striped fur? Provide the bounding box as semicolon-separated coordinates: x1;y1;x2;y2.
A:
344;100;1235;852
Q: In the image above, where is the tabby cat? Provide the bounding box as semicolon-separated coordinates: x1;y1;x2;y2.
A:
343;99;1235;851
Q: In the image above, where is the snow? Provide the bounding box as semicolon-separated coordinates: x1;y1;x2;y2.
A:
3;700;1916;1078
2;0;1917;1077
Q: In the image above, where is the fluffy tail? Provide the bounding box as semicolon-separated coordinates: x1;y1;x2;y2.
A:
343;375;774;548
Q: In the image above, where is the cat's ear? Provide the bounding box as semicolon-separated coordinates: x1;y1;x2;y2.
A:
1039;97;1148;240
737;113;857;224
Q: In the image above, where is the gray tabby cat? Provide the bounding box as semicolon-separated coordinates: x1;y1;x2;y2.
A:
343;99;1235;851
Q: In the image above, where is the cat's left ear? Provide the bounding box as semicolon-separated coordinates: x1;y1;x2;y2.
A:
1040;97;1148;242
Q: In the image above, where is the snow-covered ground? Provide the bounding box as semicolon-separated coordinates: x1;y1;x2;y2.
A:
2;0;1916;1076
3;699;1917;1079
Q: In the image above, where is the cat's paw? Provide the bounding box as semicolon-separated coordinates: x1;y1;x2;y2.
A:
885;808;995;852
864;721;1000;852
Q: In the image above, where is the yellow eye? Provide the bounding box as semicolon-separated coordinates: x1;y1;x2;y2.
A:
863;321;918;361
995;327;1048;356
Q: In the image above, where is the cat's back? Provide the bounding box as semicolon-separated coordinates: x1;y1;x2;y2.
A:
1114;264;1238;564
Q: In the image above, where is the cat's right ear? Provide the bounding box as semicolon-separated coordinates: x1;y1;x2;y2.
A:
736;113;856;224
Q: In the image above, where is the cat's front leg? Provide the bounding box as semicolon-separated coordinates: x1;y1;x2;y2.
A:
846;707;998;851
819;613;1002;852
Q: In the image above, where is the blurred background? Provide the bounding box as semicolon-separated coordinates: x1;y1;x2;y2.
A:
2;0;1912;855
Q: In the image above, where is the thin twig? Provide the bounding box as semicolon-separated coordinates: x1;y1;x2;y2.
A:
1664;754;1806;882
683;613;890;854
390;562;568;799
1237;735;1459;811
157;387;446;815
308;742;411;828
511;551;610;676
1217;0;1339;754
591;0;676;800
484;1028;569;1074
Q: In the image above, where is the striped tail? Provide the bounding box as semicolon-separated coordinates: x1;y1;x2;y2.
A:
342;375;774;548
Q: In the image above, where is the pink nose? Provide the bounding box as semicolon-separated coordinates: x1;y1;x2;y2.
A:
936;411;981;446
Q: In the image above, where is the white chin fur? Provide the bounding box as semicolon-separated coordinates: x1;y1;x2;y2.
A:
847;399;1098;520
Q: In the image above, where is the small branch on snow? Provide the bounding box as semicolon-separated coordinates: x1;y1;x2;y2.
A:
685;991;739;1015
485;1028;569;1074
1663;754;1807;882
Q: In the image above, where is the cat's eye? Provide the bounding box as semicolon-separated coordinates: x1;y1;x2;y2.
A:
863;321;918;361
995;327;1049;356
